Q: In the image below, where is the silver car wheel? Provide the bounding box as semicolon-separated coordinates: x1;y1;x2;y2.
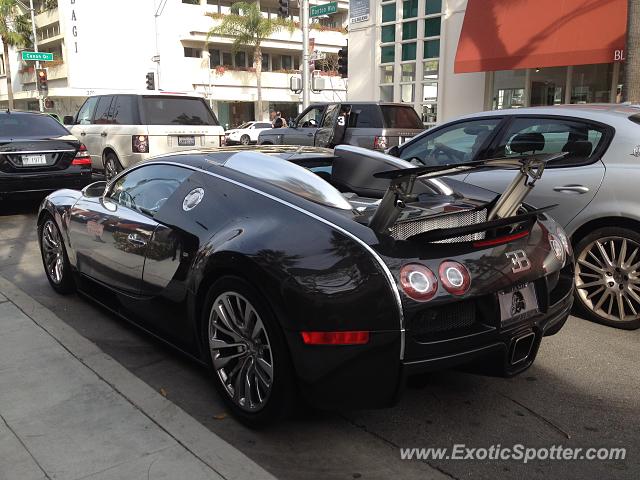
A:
575;236;640;322
208;291;274;412
41;219;64;284
104;155;120;181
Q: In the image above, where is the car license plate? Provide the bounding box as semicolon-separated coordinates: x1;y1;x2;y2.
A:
498;283;538;325
177;136;195;147
21;154;47;166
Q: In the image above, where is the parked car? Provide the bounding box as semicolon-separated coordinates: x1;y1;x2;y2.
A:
258;102;424;150
64;92;224;180
0;110;92;199
387;104;640;330
224;121;273;145
38;144;572;426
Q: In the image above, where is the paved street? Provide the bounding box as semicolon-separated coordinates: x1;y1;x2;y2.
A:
1;197;638;480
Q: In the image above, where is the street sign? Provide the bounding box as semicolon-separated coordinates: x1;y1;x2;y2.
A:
309;51;327;61
310;2;337;17
21;51;54;62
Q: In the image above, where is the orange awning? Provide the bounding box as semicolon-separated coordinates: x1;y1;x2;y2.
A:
454;0;627;73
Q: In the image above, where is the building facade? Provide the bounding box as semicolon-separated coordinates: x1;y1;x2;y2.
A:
348;0;628;125
0;0;348;127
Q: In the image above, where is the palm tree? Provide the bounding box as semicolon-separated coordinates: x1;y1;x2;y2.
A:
0;0;30;110
207;1;294;121
626;0;640;102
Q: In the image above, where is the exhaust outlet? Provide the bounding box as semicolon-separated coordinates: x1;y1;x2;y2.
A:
510;332;536;365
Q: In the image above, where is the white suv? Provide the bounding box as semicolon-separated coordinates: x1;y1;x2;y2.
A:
224;121;273;145
66;92;224;180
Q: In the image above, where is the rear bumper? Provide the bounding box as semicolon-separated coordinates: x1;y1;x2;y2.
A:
0;169;92;196
289;267;573;410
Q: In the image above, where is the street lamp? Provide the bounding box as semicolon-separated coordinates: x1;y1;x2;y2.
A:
15;0;43;112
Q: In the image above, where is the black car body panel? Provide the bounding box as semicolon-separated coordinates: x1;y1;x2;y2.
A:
0;111;90;197
38;146;573;410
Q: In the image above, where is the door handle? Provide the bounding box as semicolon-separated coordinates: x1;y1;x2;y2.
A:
127;233;147;246
101;132;107;137
80;132;86;136
553;185;590;194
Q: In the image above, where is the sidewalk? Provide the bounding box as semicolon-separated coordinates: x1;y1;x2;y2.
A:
0;275;276;480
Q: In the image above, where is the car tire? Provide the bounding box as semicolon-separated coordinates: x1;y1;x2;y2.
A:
201;275;296;427
103;152;123;181
38;215;75;294
240;134;251;145
573;227;640;330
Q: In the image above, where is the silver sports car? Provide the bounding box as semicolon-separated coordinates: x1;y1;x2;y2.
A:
388;104;640;330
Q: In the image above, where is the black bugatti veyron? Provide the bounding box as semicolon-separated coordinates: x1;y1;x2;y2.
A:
37;144;573;426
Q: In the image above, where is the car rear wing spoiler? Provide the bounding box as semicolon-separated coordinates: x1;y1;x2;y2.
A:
369;153;566;235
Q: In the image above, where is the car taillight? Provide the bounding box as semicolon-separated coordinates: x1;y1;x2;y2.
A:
373;136;388;150
399;264;438;302
71;144;91;166
132;135;149;153
220;135;226;146
301;331;370;345
439;261;471;295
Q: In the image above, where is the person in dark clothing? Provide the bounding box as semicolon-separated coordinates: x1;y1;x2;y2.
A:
330;105;351;147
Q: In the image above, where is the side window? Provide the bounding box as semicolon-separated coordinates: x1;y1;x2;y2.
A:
349;105;381;128
321;104;339;128
399;119;502;166
76;97;98;125
108;165;192;217
112;95;138;125
496;117;606;166
296;106;324;128
255;122;271;129
93;96;114;125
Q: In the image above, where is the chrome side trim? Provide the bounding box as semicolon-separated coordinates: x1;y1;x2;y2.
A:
146;160;406;360
1;150;76;154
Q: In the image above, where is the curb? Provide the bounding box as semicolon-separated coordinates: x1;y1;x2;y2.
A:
0;274;277;480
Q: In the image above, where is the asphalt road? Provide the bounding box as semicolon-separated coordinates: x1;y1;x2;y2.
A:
1;197;638;480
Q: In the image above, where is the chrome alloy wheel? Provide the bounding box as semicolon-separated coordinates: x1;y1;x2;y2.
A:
208;292;274;412
575;236;640;323
105;157;118;181
41;219;64;284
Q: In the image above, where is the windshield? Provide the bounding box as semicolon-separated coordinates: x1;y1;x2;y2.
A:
380;106;423;129
237;122;253;129
0;113;70;137
141;96;219;126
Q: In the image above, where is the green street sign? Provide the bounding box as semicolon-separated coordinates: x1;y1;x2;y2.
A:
310;2;338;17
21;51;54;62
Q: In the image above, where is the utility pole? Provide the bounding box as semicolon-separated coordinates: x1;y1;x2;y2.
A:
153;0;168;90
28;0;43;112
301;0;310;109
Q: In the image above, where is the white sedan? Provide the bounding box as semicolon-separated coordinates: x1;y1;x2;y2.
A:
224;121;273;145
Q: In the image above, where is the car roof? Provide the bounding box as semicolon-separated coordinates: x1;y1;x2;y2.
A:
309;102;417;107
0;109;55;117
84;90;205;98
151;145;334;160
456;103;640;125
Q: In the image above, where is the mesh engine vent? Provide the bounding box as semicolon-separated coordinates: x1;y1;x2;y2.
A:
391;209;487;243
408;301;477;335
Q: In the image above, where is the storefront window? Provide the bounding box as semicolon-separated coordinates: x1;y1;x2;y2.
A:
381;25;395;42
423;81;437;101
380;85;394;101
423;39;439;59
382;3;396;22
424;17;440;37
401;83;415;102
401;63;415;82
425;0;441;15
492;69;526;109
381;46;395;63
571;63;613;104
423;59;438;80
530;67;566;106
402;42;416;61
422;103;437;124
380;65;394;84
402;21;417;40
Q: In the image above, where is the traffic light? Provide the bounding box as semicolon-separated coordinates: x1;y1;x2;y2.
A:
337;46;348;78
278;0;289;18
36;68;48;95
145;72;155;90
